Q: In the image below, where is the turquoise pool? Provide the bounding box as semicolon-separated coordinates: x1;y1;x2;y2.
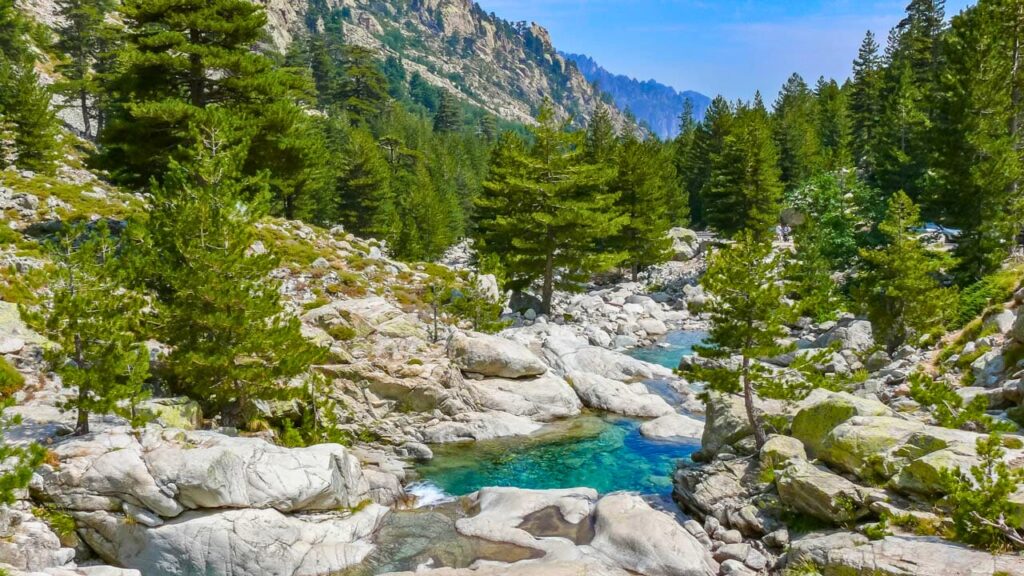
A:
414;415;699;497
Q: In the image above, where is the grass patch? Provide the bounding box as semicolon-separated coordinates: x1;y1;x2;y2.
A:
956;266;1024;328
0;356;24;397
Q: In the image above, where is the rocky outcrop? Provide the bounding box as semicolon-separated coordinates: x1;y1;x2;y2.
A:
465;373;582;422
568;372;674;418
790;390;893;456
775;460;873;523
25;426;393;576
73;505;387;576
789;532;1024;576
591;493;719;576
448;331;547;378
639;413;705;440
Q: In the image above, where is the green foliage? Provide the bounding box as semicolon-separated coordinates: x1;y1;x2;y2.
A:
53;0;116;139
32;506;77;541
0;398;45;505
608;134;676;280
277;374;350;447
773;73;823;188
941;433;1024;551
863;516;890;540
853;192;957;352
704;95;783;238
956;267;1024;328
0;356;24;397
787;221;846;322
23;222;150;435
474;102;625;314
908;372;1014;433
685;232;794;448
0;60;60;173
142;118;323;424
99;0;323;217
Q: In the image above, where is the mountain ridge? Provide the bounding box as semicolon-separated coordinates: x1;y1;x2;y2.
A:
563;51;710;139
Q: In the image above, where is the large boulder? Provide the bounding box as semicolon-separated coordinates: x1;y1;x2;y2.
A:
0;506;75;571
817;416;926;481
640;413;705;441
304;297;425;340
812;320;874;352
590;493;719;576
791;390;893;456
73;505;387;576
797;534;1024;576
759;435;807;470
673;458;762;521
419;411;543;443
465;373;582;421
36;427;372;519
668;228;700;261
568;372;673;418
448;331;547;379
696;393;786;461
136;397;202;430
776;460;872;524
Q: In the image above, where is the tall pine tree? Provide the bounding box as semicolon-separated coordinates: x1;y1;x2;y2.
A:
475;103;625;313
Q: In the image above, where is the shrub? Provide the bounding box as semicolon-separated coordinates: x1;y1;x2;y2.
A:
940;433;1024;551
909;372;1014;433
957;267;1024;328
0;357;24;397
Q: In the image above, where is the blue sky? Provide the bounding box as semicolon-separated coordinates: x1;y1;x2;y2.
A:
475;0;974;100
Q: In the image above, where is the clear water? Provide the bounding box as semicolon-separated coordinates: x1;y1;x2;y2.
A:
627;329;708;369
414;415;698;497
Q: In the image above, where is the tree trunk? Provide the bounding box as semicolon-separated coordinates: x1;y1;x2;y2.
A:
79;89;91;139
631;263;638;282
742;354;766;449
73;333;88;435
189;29;205;107
1011;4;1023;197
541;249;554;316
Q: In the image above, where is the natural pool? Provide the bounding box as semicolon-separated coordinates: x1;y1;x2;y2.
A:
414;415;699;497
411;330;707;500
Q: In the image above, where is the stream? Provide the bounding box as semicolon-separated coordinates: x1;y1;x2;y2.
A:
346;330;707;574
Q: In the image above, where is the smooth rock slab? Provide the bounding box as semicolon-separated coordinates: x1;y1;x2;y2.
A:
590;493;719;576
569;372;674;418
640;413;705;440
74;505;388;576
465;373;581;422
819;535;1024;576
449;331;547;379
776;460;872;524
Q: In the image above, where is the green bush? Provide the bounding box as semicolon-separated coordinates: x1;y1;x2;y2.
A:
909;372;1014;433
0;357;24;397
957;267;1024;327
941;433;1024;551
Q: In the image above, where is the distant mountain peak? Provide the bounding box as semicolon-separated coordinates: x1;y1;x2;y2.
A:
562;52;710;139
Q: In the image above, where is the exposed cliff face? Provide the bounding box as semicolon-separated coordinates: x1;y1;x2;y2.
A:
257;0;629;127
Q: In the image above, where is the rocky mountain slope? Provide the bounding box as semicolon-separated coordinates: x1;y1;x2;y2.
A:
564;52;711;140
258;0;630;127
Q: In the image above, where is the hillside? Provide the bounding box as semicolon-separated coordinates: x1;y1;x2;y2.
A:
564;52;710;140
257;0;630;128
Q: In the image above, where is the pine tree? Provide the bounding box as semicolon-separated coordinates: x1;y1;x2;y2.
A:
706;95;783;238
930;0;1024;279
611;135;675;280
689;96;734;229
853;191;956;352
849;31;884;176
773;73;823;187
394;160;461;260
673;99;701;224
688;232;793;449
814;77;852;170
0;63;60;173
100;0;314;191
144;117;323;424
585;103;617;164
433;90;462;134
54;0;115;138
335;44;389;122
24;222;150;435
0;1;60;174
475;103;625;313
333;127;397;241
787;221;845;322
